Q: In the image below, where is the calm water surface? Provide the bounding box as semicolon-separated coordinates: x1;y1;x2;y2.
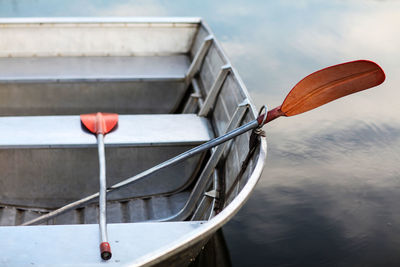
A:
1;1;399;266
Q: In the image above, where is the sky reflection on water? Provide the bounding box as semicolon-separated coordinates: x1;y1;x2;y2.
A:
1;1;399;266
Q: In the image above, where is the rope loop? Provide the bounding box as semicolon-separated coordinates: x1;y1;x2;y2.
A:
253;127;266;137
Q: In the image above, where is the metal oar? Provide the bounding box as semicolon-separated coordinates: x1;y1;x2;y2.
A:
80;112;118;261
22;60;385;227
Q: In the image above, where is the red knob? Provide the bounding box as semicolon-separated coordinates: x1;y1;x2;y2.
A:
100;242;112;260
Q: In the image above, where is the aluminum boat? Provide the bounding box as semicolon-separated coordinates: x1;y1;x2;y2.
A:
0;17;267;266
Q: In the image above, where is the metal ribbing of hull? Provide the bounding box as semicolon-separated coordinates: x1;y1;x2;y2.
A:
0;191;190;226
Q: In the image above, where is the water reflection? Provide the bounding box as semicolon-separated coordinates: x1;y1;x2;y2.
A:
1;0;399;266
214;1;400;266
224;181;400;267
230;118;400;266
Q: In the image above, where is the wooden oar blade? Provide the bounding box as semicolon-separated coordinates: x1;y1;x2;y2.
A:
80;112;118;135
281;60;385;116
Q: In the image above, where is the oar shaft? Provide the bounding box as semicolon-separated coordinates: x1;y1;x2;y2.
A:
97;134;112;260
110;119;260;190
98;135;107;241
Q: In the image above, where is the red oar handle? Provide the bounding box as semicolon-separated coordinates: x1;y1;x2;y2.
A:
257;106;285;126
100;242;112;260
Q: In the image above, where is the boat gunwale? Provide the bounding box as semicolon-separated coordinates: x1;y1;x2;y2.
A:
0;17;202;24
0;76;186;83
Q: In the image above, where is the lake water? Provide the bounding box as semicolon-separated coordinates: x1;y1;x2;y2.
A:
1;1;399;266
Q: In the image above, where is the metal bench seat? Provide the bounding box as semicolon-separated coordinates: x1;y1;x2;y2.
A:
0;114;212;209
0;55;191;115
0;56;189;81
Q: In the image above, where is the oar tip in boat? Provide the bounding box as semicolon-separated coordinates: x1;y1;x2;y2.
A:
80;112;119;135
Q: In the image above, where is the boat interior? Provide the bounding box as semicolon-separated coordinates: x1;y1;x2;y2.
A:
0;19;261;228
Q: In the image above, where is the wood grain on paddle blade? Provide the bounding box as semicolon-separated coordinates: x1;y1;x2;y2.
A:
281;60;385;116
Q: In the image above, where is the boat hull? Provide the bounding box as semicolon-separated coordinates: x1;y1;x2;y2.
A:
0;17;267;266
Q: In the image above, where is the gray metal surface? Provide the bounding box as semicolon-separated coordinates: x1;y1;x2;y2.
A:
0;191;190;226
22;110;258;226
0;221;205;266
0;56;189;81
185;36;213;84
0;114;211;148
140;141;267;267
198;65;231;117
0;18;198;57
0;145;205;208
0;17;202;24
162;101;251;221
0;55;190;116
0;18;268;267
0;115;212;208
129;22;267;266
0;80;187;116
182;78;204;114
